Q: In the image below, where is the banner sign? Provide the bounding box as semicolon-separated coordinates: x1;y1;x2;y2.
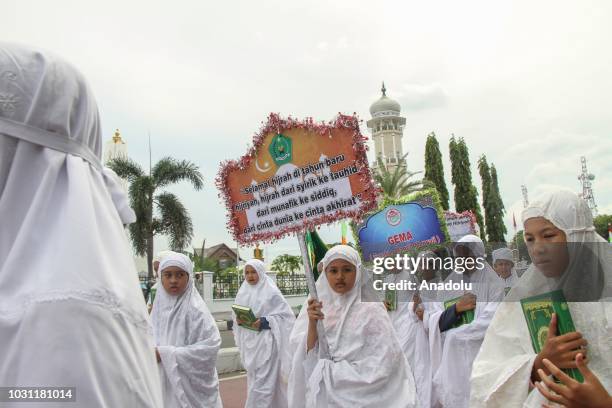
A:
444;210;477;242
216;113;379;244
357;195;445;261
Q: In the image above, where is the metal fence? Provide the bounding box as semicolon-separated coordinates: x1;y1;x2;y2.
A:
276;274;309;296
213;275;243;299
212;273;309;299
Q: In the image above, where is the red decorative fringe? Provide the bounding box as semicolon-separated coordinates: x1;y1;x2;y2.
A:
215;113;379;245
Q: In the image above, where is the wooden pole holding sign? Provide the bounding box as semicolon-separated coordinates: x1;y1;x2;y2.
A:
297;232;331;360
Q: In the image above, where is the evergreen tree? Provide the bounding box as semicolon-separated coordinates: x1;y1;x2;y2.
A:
488;164;507;242
478;155;494;242
449;135;485;239
424;132;449;210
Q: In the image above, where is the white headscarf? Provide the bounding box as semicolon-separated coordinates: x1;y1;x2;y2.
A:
492;247;518;287
453;234;486;258
428;234;504;408
470;190;612;408
233;259;296;407
492;247;513;264
0;43;161;407
507;189;611;301
288;245;416;408
150;251;222;408
154;249;174;264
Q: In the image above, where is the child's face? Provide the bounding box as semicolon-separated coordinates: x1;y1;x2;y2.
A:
524;217;569;278
494;260;514;279
420;266;436;281
454;245;478;273
245;265;259;285
161;266;189;296
325;259;357;294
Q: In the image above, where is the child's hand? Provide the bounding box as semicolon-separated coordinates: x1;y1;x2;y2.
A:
455;293;476;313
253;319;261;330
412;293;422;312
536;353;611;408
307;299;324;323
384;300;392;311
415;306;424;321
533;314;588;379
155;348;161;363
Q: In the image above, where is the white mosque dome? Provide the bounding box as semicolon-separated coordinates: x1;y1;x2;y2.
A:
369;82;401;116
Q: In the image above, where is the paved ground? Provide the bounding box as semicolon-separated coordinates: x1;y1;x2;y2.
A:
219;372;248;407
220;328;236;348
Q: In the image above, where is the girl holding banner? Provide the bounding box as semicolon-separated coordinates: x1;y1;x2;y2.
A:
287;245;416;408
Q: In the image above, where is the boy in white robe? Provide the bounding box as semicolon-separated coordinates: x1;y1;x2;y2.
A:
428;235;504;408
287;245;416;408
491;247;518;292
151;252;223;408
470;190;612;408
233;259;296;408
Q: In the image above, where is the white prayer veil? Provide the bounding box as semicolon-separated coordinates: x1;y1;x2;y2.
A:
470;190;612;408
288;245;416;408
0;43;161;407
233;259;296;407
506;189;611;301
151;251;222;408
234;259;295;374
453;234;486;258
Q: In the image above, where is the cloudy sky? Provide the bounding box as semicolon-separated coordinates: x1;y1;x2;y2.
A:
4;0;611;261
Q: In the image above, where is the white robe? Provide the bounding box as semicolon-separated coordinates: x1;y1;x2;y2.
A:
385;270;420;370
288;245;416;408
428;235;504;408
151;253;222;408
470;190;612;408
233;259;296;408
0;43;162;408
413;276;443;408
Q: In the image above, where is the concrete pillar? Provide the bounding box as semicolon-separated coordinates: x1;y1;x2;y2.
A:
267;271;277;285
202;271;214;304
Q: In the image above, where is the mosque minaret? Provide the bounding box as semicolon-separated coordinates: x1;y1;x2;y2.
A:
367;82;407;173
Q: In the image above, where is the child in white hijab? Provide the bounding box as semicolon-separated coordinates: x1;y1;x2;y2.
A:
412;250;444;408
0;43;162;407
470;190;612;408
148;250;173;313
287;245;416;408
233;259;296;407
151;251;223;408
427;235;504;408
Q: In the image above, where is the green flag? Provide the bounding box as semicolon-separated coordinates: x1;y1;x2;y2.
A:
305;229;328;281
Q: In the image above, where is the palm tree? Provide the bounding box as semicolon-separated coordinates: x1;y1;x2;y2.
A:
373;154;426;199
271;254;303;276
108;156;204;280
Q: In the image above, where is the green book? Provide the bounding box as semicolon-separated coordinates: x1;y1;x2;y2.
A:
232;304;259;332
444;295;475;328
520;290;584;383
385;289;397;312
